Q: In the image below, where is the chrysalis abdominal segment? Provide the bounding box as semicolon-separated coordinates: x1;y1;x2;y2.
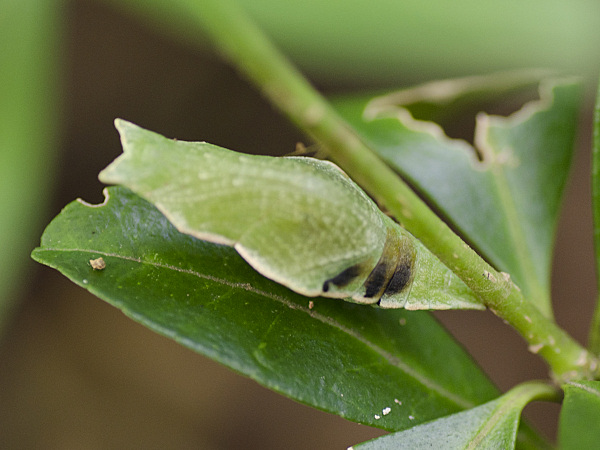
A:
322;223;416;308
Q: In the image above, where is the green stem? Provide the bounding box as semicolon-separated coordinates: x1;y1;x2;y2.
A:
590;295;600;356
589;78;600;356
189;0;599;381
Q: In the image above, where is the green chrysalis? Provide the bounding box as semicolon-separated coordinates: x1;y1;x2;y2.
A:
98;120;483;310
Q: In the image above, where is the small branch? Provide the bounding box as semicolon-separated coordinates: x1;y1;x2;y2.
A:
590;296;600;356
189;0;600;381
589;79;600;356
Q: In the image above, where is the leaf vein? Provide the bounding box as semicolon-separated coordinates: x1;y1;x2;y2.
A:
566;381;600;398
39;246;474;409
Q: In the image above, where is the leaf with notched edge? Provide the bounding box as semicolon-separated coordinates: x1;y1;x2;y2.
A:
32;187;498;431
333;76;580;318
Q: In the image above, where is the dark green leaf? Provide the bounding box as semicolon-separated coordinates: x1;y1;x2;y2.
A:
558;381;600;450
32;187;498;430
333;77;580;318
352;381;557;449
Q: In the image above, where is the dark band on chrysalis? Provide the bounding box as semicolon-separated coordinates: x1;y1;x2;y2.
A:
322;225;416;302
362;226;403;300
363;262;391;298
322;264;362;292
384;259;412;296
379;236;416;305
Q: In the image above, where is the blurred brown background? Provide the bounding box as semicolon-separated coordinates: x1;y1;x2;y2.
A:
1;1;598;448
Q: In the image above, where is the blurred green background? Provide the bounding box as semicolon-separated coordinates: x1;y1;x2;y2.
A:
1;0;599;447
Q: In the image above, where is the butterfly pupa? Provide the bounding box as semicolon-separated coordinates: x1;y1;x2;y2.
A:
98;120;483;310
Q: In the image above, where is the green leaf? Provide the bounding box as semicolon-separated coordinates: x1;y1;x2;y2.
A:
97;120;483;311
32;187;498;430
102;0;600;83
590;79;600;355
558;380;600;450
333;77;581;318
351;381;558;450
0;0;61;332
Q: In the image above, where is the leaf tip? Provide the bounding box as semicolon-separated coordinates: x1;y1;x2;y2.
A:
30;247;42;263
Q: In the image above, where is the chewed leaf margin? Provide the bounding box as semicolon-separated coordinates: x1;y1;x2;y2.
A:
32;186;499;431
333;76;581;318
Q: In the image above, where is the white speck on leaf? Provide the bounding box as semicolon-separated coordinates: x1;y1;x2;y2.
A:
374;415;381;420
90;257;106;270
409;415;415;420
382;407;391;415
394;399;402;405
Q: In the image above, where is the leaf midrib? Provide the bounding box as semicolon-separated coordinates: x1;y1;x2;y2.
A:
566;381;600;398
35;246;477;410
487;158;550;317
